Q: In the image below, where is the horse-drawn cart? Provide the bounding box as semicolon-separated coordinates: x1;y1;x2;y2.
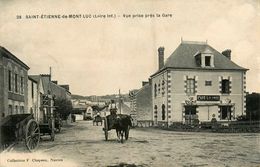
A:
39;94;56;141
93;115;103;126
103;107;131;143
0;114;40;152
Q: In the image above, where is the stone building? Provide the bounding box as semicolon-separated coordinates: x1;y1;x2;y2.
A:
129;81;153;126
0;46;29;120
151;41;248;125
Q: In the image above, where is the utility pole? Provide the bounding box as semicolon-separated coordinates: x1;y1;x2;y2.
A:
119;89;121;114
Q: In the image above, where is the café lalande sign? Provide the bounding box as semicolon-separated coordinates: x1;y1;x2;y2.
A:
197;95;220;101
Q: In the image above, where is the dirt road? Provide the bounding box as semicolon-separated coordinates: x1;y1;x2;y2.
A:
1;120;260;167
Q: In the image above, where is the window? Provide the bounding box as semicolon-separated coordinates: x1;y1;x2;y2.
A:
21;77;24;94
184;106;197;125
162;80;165;96
8;70;12;91
162;104;165;120
220;106;232;120
31;82;34;99
15;74;18;93
8;105;12;115
15;105;18;114
20;106;24;114
158;83;160;94
154;84;157;97
221;79;230;94
187;79;195;95
154;105;158;119
205;80;212;86
184;106;197;115
205;56;211;66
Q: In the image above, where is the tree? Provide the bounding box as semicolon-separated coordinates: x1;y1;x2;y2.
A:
246;93;260;121
54;97;72;120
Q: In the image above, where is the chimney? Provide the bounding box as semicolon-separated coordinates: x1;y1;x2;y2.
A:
158;47;165;70
222;49;231;60
60;85;70;92
142;81;149;86
52;80;58;84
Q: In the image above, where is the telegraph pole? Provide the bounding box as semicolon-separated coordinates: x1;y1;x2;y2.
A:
119;89;122;114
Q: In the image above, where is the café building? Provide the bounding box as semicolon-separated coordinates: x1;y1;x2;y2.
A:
151;41;248;125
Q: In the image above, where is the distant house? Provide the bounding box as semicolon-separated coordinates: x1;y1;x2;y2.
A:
129;81;152;126
28;76;38;119
40;75;71;100
28;75;45;122
0;46;30;120
151;41;248;126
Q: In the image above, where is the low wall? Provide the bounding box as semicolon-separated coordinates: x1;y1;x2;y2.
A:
136;120;153;127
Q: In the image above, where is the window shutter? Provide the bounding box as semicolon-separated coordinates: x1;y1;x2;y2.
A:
194;76;198;94
219;76;223;93
184;75;188;93
228;76;232;94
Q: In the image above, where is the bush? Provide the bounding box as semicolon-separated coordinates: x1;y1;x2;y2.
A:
54;98;72;120
236;115;248;121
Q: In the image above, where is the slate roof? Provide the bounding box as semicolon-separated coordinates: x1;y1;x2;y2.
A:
136;84;151;96
39;75;68;99
151;41;248;77
0;46;30;70
28;76;38;83
29;75;40;82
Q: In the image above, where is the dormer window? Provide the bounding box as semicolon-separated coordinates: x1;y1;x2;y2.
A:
194;48;214;68
205;56;211;66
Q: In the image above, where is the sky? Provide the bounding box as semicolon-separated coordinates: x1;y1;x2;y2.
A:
0;0;259;96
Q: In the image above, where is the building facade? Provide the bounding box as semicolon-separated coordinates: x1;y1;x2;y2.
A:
0;46;29;120
151;41;248;125
129;82;152;126
28;75;45;122
28;76;38;117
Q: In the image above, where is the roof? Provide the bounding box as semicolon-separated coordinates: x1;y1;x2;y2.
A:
29;75;40;82
151;41;248;77
28;76;38;83
136;84;151;95
0;46;30;70
40;74;69;98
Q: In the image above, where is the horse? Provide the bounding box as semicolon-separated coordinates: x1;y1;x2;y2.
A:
93;115;103;126
114;114;132;143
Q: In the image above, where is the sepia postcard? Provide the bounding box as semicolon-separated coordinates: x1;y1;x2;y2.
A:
0;0;260;167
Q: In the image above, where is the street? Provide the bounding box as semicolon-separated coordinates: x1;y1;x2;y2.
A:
1;120;260;167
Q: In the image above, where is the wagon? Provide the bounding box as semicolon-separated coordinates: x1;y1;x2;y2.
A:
39;94;56;141
1;114;40;152
103;108;130;142
93;115;103;126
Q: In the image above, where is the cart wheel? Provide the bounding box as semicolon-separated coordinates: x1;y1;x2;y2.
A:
25;119;40;151
50;129;55;141
104;118;108;141
125;125;130;140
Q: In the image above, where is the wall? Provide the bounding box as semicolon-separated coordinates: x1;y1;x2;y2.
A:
152;69;246;123
0;55;4;117
136;84;152;121
152;71;169;123
28;78;38;119
1;55;28;118
170;69;245;122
